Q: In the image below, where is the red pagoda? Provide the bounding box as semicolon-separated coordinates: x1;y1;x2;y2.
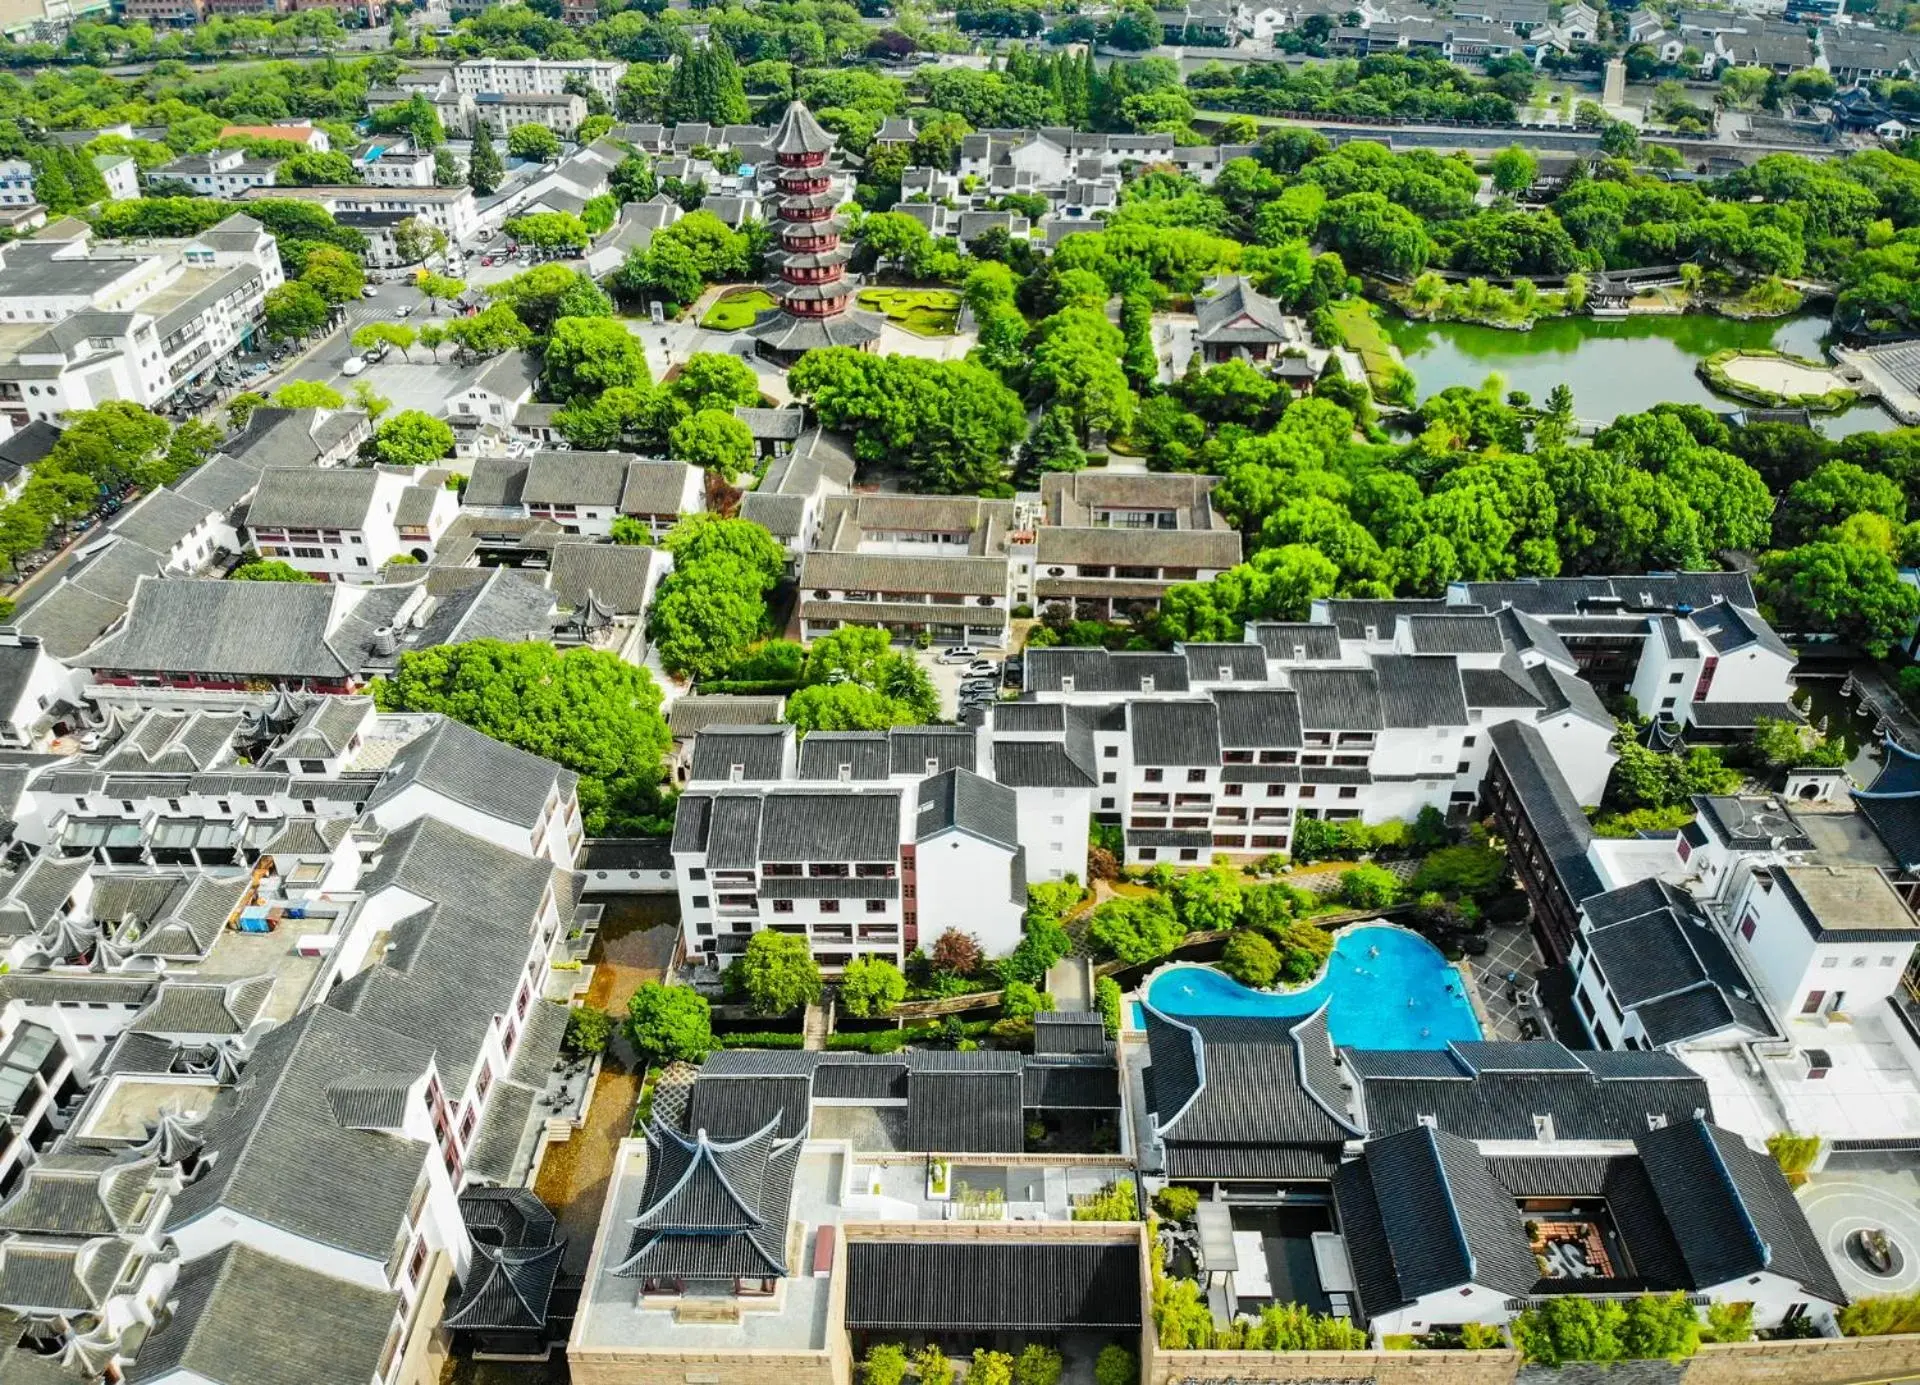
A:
748;100;883;364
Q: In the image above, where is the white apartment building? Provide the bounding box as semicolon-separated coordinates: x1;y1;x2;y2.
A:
0;158;37;210
93;153;139;201
473;90;589;139
1450;573;1797;738
157;146;278;198
673;724;1027;973
462;451;703;541
246;465;459;582
0;213;282;424
1021;604;1619;865
360;147;438;188
454;56;627;103
241;184;480;244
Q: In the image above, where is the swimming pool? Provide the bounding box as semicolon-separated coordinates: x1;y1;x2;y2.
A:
1141;924;1482;1050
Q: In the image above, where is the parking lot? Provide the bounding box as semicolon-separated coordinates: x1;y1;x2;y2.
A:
916;647;1009;719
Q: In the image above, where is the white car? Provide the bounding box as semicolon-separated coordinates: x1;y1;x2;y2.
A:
394;303;415;318
360;285;379;299
342;356;367;377
939;645;979;664
964;659;995;678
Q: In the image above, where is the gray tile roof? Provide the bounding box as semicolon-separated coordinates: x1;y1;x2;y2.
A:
125;1242;399;1385
522;450;628;507
668;694;785;739
1635;1118;1844;1304
547;541;655;616
1374;654;1468;727
990;739;1097;789
758;790;900;863
331;814;566;1093
915;767;1018;851
364;715;570;832
1290;666;1383;731
620;459;696;515
612;1116;803;1281
165;1006;434;1260
1129;700;1219;766
1248;621;1343;662
1195;274;1289;346
689;726;791;783
1347;1040;1711;1141
77;578;354;681
245;467;380;530
797;731;889;782
1488;720;1603;903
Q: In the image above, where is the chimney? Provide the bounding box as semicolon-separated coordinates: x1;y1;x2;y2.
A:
371;626;398;657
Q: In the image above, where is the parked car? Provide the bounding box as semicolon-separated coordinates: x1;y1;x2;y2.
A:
939;645;978;664
960;680;997;695
394;303;415;318
964;659;995;678
360;285;379;299
342;356;367;377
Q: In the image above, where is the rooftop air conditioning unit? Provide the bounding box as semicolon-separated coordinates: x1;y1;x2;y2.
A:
1803;1048;1833;1080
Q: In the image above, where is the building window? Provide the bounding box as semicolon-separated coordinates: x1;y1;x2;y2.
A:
1740;914;1757;942
819;899;840;914
689;867;706;880
772;899;794;914
1187;768;1206;783
1338;786;1358;799
692;895;709;909
1144;768;1163;782
866;899;887;913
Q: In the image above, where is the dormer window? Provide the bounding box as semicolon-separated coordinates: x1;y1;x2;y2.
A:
1364;624;1378;641
1060;676;1075;693
1646;1112;1668;1130
1140;676;1154;693
1416;1113;1437;1127
925;757;939;777
1218;665;1232;682
838;763;852;782
729;764;744;783
1533;1114;1556;1141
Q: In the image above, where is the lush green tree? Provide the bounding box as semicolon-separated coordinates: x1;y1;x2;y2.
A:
262;281;330;341
506;209;590;253
416;273;467;310
506;123;562;162
838;956;906;1018
489;264;612;333
1093;1346;1136;1385
784;682;914;734
626;982;712;1062
374;639;671;833
788;349;1025;493
1490;144;1538;195
863;1344;910;1385
670;352;761;413
1338;863;1400;909
272;379;346;409
562;1004;615;1058
1781;460;1906;543
1220;930;1282;987
299;244;365;304
1012;1345;1063;1385
468;122;504;195
664;513;788;586
372;410;454;467
728;930;823;1016
446;303;533;359
1172;865;1244;932
1318;192;1432;277
1760;540;1920;658
543;316;650;401
1087;893;1186;965
668;408;754;478
280;149;359;186
1751;715;1851;770
230;558;315;582
666;39;751;124
1019;407;1087;475
1410;844;1508;898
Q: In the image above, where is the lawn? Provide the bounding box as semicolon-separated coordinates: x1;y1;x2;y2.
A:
857;286;962;336
700;287;776;331
1328;299;1406;401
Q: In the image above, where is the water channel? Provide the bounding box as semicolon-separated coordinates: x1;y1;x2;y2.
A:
1382;310;1897;437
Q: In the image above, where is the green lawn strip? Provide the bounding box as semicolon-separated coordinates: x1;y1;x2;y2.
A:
700;288;776;331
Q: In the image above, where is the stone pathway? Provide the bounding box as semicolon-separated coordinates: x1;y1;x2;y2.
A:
1047;956;1092;1011
802;1001;830;1050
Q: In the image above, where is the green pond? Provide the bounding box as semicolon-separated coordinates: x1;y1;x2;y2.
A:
1382;311;1895;437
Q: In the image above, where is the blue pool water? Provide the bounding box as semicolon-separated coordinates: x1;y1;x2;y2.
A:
1140;925;1482;1050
